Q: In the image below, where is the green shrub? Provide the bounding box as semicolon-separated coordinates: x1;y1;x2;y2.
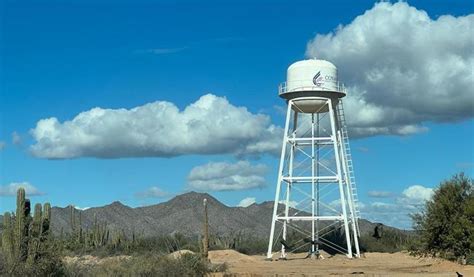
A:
411;173;473;264
467;251;474;265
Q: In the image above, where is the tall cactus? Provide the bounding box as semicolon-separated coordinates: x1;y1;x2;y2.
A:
1;212;15;265
69;205;76;233
31;203;42;237
1;188;54;270
92;214;108;247
78;210;83;244
42;203;51;238
26;203;42;264
15;188;30;262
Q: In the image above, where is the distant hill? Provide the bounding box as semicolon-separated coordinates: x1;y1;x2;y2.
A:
1;192;406;239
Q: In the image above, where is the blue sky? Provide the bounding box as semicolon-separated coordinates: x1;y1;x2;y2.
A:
0;0;473;229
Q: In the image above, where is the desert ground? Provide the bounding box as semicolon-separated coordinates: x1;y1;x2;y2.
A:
62;250;474;276
207;250;474;277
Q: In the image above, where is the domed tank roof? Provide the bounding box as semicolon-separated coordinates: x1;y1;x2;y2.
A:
287;59;337;70
279;59;346;113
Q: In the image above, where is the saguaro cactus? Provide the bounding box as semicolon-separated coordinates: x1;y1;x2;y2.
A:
1;188;54;269
15;188;30;261
42;203;51;237
78;210;83;243
69;205;76;233
26;202;54;264
91;214;108;247
1;212;15;265
31;203;43;237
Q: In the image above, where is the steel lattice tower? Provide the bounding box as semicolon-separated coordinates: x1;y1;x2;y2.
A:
266;59;361;260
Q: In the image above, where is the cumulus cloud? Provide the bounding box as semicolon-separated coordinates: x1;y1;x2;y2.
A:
361;184;434;229
363;201;417;229
238;197;256;207
273;105;287;115
29;94;282;159
135;186;169;199
0;141;5;151
306;2;474;137
368;190;394;198
0;182;44;197
187;161;268;191
400;185;434;204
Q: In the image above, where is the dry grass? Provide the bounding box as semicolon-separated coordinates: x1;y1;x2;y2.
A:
62;252;217;276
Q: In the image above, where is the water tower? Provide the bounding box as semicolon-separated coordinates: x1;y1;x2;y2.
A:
266;59;361;259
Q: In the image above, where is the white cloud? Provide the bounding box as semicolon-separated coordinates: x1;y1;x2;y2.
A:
0;141;5;150
361;201;414;229
187;161;268;191
360;184;434;229
370;201;397;210
356;201;366;210
401;185;434;203
273;105;287;115
306;2;474;137
0;182;44;197
29;94;282;159
135;186;169;199
12;132;21;145
238;197;256;207
368;190;394;198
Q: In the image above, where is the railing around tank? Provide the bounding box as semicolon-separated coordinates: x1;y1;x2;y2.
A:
279;81;347;95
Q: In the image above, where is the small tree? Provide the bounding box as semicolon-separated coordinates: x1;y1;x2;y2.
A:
411;173;473;264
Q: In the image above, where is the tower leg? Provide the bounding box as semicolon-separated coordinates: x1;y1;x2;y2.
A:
267;101;293;260
347;182;361;257
315;113;320;257
280;182;290;259
311;113;316;257
281;135;294;259
328;98;353;258
338;131;361;258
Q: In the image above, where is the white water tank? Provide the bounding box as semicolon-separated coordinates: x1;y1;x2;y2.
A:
279;59;345;113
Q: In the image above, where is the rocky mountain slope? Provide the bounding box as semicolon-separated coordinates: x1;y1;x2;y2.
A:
1;191;405;239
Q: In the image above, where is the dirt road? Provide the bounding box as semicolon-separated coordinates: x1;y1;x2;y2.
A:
208;250;474;276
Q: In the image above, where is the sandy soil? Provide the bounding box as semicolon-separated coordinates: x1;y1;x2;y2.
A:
208;250;474;276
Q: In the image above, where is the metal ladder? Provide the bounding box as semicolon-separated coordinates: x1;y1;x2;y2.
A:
336;101;361;236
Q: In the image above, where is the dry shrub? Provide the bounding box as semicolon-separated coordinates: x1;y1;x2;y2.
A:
64;253;225;276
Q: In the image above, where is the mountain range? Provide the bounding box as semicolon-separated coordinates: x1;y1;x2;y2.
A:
1;192;403;239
